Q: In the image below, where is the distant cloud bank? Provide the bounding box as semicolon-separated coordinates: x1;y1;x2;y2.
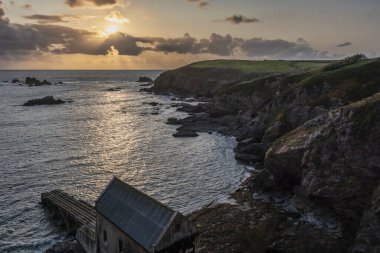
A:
0;4;328;60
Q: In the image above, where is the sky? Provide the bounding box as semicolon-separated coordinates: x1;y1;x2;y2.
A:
0;0;379;69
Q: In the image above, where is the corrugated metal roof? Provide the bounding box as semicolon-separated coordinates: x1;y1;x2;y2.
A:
95;177;176;252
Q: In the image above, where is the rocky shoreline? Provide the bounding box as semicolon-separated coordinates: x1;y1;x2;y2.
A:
46;57;380;252
149;57;380;252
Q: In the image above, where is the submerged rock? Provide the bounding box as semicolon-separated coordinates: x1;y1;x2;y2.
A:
104;87;122;92
166;118;181;125
11;79;20;83
173;130;199;137
23;96;66;106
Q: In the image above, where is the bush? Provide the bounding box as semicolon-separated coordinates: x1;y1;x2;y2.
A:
323;54;368;71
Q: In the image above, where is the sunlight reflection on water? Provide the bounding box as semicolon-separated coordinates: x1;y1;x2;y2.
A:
0;70;250;252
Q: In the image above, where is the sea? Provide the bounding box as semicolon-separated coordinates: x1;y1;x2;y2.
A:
0;70;251;253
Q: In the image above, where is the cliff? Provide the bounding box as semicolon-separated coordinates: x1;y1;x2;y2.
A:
151;57;380;252
153;59;329;97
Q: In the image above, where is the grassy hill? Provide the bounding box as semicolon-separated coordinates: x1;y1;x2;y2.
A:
188;59;331;73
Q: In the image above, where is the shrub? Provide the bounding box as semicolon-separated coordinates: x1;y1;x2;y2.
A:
323;54;368;71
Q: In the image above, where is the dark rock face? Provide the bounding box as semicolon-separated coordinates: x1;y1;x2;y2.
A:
11;79;20;83
23;96;65;106
25;77;52;86
136;77;153;83
173;130;199;137
260;92;380;252
235;142;269;164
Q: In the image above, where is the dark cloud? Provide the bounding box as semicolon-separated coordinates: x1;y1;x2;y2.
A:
64;0;117;8
23;14;68;24
336;42;352;48
225;15;260;24
187;0;211;8
240;38;321;59
0;6;328;59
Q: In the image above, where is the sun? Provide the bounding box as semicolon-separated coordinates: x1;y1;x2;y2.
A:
105;25;119;35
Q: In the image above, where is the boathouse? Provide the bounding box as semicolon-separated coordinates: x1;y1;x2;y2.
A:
95;177;198;253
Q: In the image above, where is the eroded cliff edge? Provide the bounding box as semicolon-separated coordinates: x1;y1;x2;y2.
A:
151;57;380;253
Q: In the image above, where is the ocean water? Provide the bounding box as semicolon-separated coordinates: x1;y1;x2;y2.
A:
0;70;250;253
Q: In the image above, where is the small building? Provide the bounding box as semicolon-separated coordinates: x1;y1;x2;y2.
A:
95;177;198;253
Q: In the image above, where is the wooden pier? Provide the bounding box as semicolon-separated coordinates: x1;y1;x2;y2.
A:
41;190;96;234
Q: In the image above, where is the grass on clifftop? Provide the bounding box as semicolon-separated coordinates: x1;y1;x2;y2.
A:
189;60;331;73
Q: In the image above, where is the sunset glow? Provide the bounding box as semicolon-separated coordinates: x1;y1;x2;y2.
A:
0;0;378;69
105;25;119;35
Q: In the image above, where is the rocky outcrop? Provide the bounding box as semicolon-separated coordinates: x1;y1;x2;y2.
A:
23;96;66;106
173;130;199;137
25;77;52;86
136;77;153;83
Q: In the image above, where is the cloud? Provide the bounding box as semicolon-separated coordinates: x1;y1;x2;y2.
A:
23;15;68;24
224;15;260;24
0;6;328;60
336;42;352;48
187;0;211;8
9;1;32;9
22;4;32;10
105;11;129;24
64;0;117;8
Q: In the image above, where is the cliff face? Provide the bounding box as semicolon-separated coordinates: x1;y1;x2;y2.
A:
264;93;380;252
151;58;380;252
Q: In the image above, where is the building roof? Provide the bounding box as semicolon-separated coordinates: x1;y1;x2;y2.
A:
95;177;177;252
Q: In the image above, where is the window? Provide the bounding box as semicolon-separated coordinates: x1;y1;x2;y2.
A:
119;239;124;253
103;230;108;243
175;223;181;233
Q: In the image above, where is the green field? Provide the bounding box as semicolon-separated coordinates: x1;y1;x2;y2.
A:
189;60;332;73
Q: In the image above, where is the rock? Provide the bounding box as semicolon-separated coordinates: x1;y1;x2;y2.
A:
143;102;160;106
45;240;84;253
166;118;181;125
173;130;199;137
139;83;152;87
235;143;269;164
23;96;66;106
176;103;209;114
259;92;380;251
11;79;20;83
58;81;63;84
136;77;153;83
25;77;52;86
351;184;380;253
139;87;153;93
3;80;8;83
104;87;121;91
